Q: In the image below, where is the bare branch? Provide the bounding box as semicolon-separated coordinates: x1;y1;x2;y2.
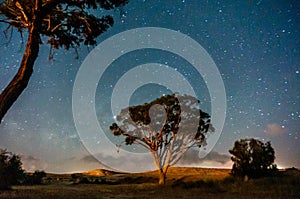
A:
74;47;79;59
3;24;12;41
170;142;196;166
15;1;29;26
0;26;11;47
0;19;11;24
151;151;160;170
79;16;92;33
159;147;169;168
43;16;51;31
51;23;62;32
163;132;175;168
135;140;151;151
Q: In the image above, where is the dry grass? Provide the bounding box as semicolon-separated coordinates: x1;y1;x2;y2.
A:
0;167;299;199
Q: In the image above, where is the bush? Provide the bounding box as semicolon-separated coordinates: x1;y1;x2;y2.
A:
32;170;46;184
79;177;90;184
0;149;25;190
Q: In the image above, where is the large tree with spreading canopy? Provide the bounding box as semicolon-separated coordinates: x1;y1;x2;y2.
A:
110;94;214;184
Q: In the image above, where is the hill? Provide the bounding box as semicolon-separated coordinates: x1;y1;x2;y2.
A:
83;169;123;176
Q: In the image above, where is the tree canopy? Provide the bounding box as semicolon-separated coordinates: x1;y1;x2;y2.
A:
110;94;214;184
229;138;277;179
0;0;128;49
0;0;129;122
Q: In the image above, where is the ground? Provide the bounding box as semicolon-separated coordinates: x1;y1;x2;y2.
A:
0;167;299;198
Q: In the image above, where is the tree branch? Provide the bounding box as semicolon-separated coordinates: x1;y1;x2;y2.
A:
51;23;62;32
0;19;11;24
159;147;169;168
15;1;29;26
151;151;161;170
80;16;92;33
163;132;175;168
135;140;150;151
0;20;40;122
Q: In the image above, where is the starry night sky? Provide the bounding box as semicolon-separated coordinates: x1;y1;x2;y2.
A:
0;0;299;173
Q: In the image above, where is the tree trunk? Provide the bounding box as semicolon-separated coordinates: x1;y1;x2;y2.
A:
0;24;40;123
158;169;166;185
158;166;169;185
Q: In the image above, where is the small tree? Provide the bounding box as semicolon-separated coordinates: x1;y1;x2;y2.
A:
0;149;25;190
28;170;46;185
110;94;214;184
229;138;277;179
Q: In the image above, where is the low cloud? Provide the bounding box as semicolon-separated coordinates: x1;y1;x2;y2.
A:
179;150;231;168
265;123;286;136
20;155;48;172
80;153;154;172
21;154;104;173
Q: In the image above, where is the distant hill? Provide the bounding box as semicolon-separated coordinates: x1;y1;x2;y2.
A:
76;167;232;184
83;169;123;176
82;167;230;177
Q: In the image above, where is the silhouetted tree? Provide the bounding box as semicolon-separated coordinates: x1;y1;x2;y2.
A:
0;0;129;122
229;138;277;180
110;94;214;184
29;170;46;184
0;149;25;190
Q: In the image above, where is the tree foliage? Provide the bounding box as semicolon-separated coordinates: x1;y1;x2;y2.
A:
0;0;129;122
229;138;277;179
26;170;46;185
0;0;128;48
110;94;214;184
0;149;25;190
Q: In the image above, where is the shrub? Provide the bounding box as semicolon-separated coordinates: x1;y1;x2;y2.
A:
0;149;25;190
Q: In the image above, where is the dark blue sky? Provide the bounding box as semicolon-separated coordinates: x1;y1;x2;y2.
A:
0;0;299;172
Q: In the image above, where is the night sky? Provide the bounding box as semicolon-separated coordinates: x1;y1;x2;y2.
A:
0;0;299;173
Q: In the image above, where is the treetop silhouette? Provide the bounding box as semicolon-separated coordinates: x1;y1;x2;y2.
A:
229;138;277;180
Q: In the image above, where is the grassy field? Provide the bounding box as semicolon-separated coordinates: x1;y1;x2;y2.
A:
0;167;299;199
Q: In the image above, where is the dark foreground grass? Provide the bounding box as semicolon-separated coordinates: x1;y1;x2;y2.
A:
0;170;299;199
172;173;300;198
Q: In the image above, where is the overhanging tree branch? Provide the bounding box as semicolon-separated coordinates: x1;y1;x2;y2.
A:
0;15;40;122
0;0;129;122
